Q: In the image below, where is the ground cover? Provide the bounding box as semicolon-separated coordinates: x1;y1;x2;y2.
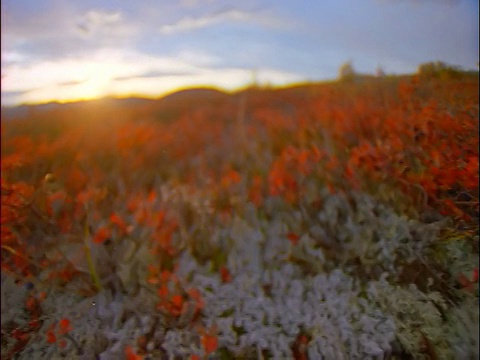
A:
1;75;478;359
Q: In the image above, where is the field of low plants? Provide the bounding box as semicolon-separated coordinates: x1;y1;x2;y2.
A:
1;75;478;359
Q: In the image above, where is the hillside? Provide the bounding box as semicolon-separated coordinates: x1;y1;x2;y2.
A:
1;75;479;359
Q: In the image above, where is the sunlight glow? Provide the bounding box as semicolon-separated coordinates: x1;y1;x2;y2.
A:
2;49;304;106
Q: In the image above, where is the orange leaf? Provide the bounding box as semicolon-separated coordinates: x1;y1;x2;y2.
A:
147;265;159;284
59;318;72;335
457;273;471;288
171;294;183;310
158;285;169;298
25;296;37;311
46;330;56;344
58;339;67;348
110;213;128;234
160;270;172;282
287;232;300;245
220;266;232;283
93;227;111;244
147;190;157;203
38;291;47;301
187;288;204;311
201;334;218;354
28;319;40;329
125;345;144;360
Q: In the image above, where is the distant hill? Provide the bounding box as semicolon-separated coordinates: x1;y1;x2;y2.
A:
159;87;229;105
1;105;31;120
1;88;231;122
2;75;478;123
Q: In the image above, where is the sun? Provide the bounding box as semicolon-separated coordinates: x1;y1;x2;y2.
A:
68;76;110;102
57;62;115;103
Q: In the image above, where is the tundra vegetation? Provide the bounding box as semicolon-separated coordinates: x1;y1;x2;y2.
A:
1;71;478;359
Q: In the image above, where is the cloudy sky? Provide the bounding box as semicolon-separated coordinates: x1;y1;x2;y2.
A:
1;0;478;106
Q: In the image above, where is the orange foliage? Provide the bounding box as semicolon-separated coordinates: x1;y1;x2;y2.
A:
201;334;218;355
125;345;144;360
93;227;111;244
58;318;72;335
287;232;300;246
0;76;478;358
220;266;232;283
110;212;129;234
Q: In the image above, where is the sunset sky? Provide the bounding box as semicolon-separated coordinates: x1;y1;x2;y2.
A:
1;0;478;106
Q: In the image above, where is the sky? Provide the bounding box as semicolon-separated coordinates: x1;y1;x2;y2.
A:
1;0;478;106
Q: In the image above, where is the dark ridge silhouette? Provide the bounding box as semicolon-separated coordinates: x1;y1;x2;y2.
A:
158;87;230;105
1;88;230;121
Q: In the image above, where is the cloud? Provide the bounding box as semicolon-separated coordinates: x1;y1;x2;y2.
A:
158;8;289;35
76;10;123;34
180;0;218;8
113;70;198;82
175;49;220;66
2;49;196;92
2;90;33;97
1;4;138;62
1;51;27;65
57;80;86;87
